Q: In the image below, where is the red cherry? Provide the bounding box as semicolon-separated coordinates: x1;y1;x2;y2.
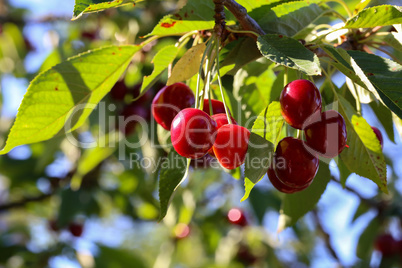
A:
213;124;250;169
375;234;398;256
274;137;319;189
304;110;347;158
202;99;226;115
227;208;248;226
267;165;310;194
68;223;84;237
236;244;258;265
280;79;322;129
129;83;154;105
152;83;195;130
371;126;383;150
170;108;217;159
110;80;128;101
81;30;97;40
119;104;150;135
208;114;237;156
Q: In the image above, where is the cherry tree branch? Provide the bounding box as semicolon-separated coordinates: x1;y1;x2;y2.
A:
312;209;342;263
223;0;266;38
0;193;51;213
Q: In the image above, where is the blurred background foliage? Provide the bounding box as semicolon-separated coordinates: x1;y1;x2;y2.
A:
0;0;401;267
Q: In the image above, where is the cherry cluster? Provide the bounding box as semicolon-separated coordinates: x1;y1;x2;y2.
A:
48;220;84;237
109;80;157;135
268;79;348;194
152;82;250;170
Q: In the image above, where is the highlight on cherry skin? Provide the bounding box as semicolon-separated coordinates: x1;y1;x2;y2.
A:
267;164;309;194
227;208;248;227
151;82;195;130
304;110;347;158
280;79;322;130
274;137;319;189
212;124;250;170
170;108;217;159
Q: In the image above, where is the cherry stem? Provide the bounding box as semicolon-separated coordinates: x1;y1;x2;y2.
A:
196;39;214;109
215;38;233;124
225;26;260;38
208;90;214;115
283;67;288;87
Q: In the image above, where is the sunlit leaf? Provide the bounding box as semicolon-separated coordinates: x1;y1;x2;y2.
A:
167;42;206;86
0;45;140;155
138;45;179;99
251;101;285;146
337;95;388;193
344;5;402;29
255;2;330;37
73;0;142;20
321;46;402;118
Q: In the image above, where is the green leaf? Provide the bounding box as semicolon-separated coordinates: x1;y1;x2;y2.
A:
257;34;321;75
138;45;179;99
370;101;395;143
356;217;380;259
236;66;277;117
145;0;281;38
146;0;219;37
167;42;206;86
241;177;257;202
255;2;330;37
0;45;140;155
158;151;189;221
72;0;142;20
277;163;331;231
321;46;402;118
220;37;263;76
337;157;351;187
244;133;274;184
344;5;402;29
377;32;402;53
251;101;285;146
337;96;388;193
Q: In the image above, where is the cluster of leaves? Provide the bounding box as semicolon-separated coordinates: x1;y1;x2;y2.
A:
0;0;402;266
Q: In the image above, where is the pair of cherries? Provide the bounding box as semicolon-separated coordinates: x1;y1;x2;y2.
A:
268;79;348;193
152;83;250;170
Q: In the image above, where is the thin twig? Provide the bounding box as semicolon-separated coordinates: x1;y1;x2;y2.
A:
330;176;379;208
223;0;266;39
0;193;51;213
312;209;342;263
